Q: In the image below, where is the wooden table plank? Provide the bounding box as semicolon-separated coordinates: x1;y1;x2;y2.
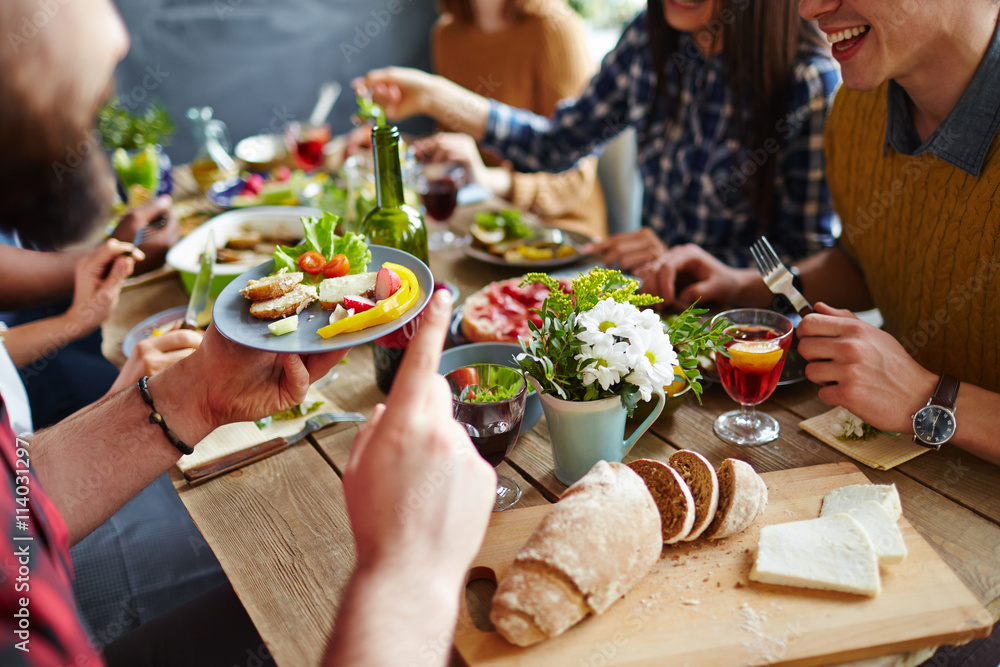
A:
176;443;354;667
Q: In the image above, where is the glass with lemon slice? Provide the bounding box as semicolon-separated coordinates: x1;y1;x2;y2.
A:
711;309;794;446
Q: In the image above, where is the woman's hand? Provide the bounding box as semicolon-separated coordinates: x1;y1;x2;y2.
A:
587;228;669;273
354;67;442;122
108;329;204;396
65;239;144;333
413;132;511;198
798;303;938;433
633;244;763;309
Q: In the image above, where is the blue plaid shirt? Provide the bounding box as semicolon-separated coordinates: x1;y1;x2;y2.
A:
483;11;841;267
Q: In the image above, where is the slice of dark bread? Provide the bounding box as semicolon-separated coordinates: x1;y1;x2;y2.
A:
627;459;695;544
702;458;766;540
668;450;720;541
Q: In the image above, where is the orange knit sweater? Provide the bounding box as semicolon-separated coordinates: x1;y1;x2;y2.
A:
432;1;608;239
827;83;1000;392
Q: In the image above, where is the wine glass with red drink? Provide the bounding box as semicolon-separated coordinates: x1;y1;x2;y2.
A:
711;309;794;446
415;161;466;251
286;122;331;171
446;363;527;511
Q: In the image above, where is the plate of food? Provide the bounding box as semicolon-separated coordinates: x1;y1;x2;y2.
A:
212;212;433;353
462;209;592;269
121;306;190;358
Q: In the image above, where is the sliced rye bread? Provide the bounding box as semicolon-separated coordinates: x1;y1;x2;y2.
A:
240;270;303;301
668;450;720;541
249;284;317;320
702;458;766;540
626;459;696;544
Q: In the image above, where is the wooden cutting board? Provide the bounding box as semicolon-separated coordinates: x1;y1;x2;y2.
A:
454;462;992;666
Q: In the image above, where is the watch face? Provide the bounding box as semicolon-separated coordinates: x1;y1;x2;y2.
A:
913;406;956;445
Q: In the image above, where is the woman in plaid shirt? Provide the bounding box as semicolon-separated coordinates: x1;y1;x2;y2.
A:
360;0;841;274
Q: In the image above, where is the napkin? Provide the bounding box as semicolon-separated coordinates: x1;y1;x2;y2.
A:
799;408;929;471
176;387;328;473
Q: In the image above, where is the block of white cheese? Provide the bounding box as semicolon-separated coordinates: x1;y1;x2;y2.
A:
845;501;907;565
750;514;881;597
821;484;902;522
318;272;377;309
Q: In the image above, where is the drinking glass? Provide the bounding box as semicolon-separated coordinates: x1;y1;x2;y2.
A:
712;309;794;446
446;364;527;511
286;122;331;171
414;161;466;251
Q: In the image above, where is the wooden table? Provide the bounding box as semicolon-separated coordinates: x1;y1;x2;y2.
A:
102;210;1000;667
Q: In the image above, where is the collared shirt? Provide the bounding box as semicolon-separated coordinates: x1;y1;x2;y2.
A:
884;16;1000;176
0;398;102;666
483;10;841;267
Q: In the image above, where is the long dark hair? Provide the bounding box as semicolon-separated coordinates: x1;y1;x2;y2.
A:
646;0;828;223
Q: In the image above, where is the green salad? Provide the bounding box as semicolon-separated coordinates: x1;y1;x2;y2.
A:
273;212;372;285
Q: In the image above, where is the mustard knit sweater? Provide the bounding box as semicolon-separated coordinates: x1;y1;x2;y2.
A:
827;83;1000;392
432;1;608;238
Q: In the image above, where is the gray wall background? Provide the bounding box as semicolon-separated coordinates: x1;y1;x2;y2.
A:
112;0;438;163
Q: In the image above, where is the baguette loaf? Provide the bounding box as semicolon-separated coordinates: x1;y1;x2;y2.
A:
490;461;662;647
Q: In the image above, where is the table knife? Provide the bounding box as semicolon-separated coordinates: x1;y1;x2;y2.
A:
183;411;366;486
183;230;215;329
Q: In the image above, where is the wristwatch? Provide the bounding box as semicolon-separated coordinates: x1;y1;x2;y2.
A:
911;373;960;450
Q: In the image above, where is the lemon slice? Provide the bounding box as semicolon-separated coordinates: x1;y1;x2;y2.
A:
728;341;784;374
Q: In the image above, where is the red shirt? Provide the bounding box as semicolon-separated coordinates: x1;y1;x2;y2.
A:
0;398;102;666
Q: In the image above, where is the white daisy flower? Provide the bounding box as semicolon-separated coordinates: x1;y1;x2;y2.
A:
577;298;640;346
836;408;866;439
576;338;630;391
623;325;678;398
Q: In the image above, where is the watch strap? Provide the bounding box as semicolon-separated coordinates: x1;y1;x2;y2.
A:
930;373;960;410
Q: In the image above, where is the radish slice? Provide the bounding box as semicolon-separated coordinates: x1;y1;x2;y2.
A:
375;267;402;301
343;295;376;312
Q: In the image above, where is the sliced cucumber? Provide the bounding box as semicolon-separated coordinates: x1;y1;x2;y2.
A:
268;314;299;336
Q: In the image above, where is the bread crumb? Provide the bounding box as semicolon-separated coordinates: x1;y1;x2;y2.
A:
702;577;709;582
680;598;700;606
784;509;794;516
716;582;721;588
735;581;745;588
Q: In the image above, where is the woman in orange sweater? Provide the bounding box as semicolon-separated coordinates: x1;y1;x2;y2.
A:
421;0;608;239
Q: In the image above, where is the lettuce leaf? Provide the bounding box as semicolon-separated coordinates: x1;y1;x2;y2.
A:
273;211;372;284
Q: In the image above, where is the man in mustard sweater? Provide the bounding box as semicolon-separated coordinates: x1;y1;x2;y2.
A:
639;0;1000;467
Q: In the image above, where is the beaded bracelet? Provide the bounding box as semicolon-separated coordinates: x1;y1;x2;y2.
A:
137;376;194;456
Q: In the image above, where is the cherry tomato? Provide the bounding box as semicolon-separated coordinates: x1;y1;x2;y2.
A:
322;253;351;279
298;250;326;274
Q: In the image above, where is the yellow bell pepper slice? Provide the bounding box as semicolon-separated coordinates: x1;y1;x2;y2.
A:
317;262;421;339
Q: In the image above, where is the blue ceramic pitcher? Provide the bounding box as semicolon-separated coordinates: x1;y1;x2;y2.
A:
531;379;665;486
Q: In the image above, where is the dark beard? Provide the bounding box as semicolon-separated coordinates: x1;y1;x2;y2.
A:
0;144;113;250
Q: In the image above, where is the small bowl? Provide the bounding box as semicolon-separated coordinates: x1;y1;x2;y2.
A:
234;133;288;171
627;383;693;424
438;343;541;432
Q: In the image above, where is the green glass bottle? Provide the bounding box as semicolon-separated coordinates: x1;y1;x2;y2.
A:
360;125;429;264
361;125;430;392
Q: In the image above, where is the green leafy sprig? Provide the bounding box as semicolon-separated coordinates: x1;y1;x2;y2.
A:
664;304;733;402
98;98;175;151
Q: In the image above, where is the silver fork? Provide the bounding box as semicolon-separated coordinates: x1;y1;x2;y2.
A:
749;236;814;317
126;214;169;255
